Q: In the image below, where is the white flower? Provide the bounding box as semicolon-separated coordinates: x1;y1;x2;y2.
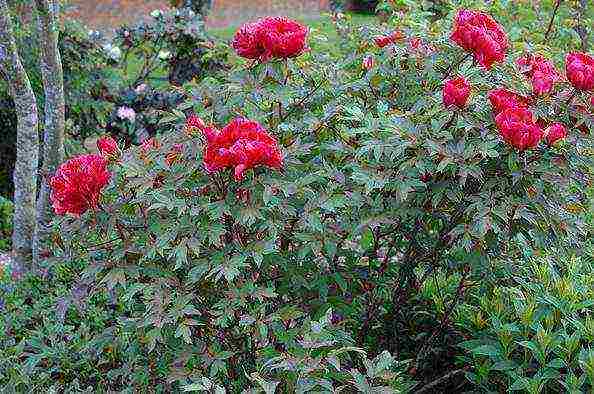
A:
135;84;148;94
104;43;122;61
117;106;136;123
150;9;163;18
158;50;171;60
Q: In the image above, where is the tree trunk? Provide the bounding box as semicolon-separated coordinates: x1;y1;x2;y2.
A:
0;0;39;271
33;0;65;264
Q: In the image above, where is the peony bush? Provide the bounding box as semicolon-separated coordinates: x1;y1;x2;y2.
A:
3;2;594;391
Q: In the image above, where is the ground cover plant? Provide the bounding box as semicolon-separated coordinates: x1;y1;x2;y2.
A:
1;0;593;392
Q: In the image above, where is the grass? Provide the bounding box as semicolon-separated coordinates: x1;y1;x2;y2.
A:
208;12;377;47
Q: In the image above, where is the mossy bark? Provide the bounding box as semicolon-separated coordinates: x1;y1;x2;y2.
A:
33;0;64;264
0;0;39;271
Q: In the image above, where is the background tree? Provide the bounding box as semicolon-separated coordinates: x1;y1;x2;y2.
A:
0;0;65;270
32;0;65;264
0;0;39;271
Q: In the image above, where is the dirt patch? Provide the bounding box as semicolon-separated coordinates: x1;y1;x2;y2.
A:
64;0;329;32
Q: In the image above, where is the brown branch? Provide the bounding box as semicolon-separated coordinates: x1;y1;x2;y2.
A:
544;0;562;40
414;369;465;394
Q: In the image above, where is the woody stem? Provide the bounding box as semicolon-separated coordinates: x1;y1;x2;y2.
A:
544;0;562;40
442;53;471;82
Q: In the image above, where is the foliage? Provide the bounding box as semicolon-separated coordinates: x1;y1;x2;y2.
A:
1;0;593;391
0;197;13;250
169;0;212;16
460;252;594;393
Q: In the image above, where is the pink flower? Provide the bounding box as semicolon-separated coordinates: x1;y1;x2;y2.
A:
517;54;560;95
50;154;111;216
488;88;530;115
545;123;567;145
566;52;594;91
96;135;119;157
362;55;374;71
117;106;136;122
202;118;283;181
232;17;308;61
450;9;508;70
495;107;543;151
443;77;471;109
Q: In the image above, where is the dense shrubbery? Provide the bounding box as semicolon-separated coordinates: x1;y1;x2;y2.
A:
0;6;227;198
1;0;594;391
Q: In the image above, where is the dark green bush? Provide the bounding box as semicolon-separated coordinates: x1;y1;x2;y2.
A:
0;0;592;391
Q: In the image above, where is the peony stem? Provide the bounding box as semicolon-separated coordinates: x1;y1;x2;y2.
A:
544;0;562;40
442;53;471;82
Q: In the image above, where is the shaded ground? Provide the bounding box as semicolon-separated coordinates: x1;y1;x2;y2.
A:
64;0;328;32
64;0;171;33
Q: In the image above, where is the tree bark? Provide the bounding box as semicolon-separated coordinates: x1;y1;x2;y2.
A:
0;0;39;271
33;0;65;264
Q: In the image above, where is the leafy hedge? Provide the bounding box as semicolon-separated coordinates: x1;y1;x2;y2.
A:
1;0;593;391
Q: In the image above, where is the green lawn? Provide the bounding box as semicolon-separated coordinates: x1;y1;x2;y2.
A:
208;12;377;49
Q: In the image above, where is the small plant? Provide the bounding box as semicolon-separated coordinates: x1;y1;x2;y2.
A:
460;253;594;393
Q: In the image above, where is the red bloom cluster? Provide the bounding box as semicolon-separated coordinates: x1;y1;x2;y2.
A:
232;17;308;61
450;9;508;70
202;118;283;181
495;107;543;151
488;88;529;115
517;53;560;95
443;77;471;109
566;52;594;91
50;154;111;216
545;123;567;145
97;135;119;157
374;30;405;48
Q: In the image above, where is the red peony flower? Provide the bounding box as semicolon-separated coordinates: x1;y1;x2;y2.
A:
374;31;405;48
362;55;374;71
96;135;119;157
544;122;567;145
450;9;508;70
202;118;283;181
495;107;543;151
443;76;471;109
517;53;560;95
232;21;266;60
232;17;308;61
566;52;594;91
260;17;309;60
488;88;529;115
50;154;111;216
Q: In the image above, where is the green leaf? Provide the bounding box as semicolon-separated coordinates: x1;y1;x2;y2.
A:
361;228;374;250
